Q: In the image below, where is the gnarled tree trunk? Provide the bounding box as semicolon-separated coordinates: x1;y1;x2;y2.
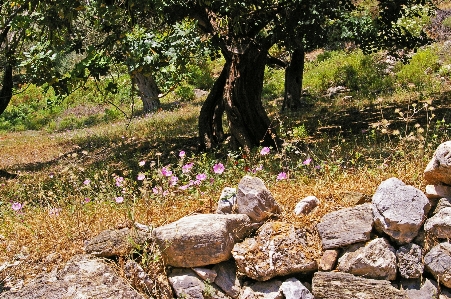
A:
0;65;13;116
282;47;305;111
223;43;280;151
198;63;228;150
131;71;160;113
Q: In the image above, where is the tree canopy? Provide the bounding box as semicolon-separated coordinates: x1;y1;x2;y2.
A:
1;0;437;150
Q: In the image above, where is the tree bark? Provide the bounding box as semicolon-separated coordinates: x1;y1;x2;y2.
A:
282;47;305;111
198;63;228;150
131;71;160;113
223;44;281;151
0;64;13;116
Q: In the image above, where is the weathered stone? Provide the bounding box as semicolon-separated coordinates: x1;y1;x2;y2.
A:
425;207;451;238
232;222;317;281
239;280;283;299
424;141;451;185
425;184;451;199
280;278;314;299
154;213;255;267
406;279;438;299
372;177;430;245
397;243;424;279
441;287;451;299
168;268;229;299
318;249;339;271
124;259;173;299
84;227;150;257
434;198;451;214
236;176;280;222
0;255;145;299
217;187;237;214
316;203;373;249
294;196;320;216
192;267;218;282
213;260;242;299
311;271;406;299
425;242;451;288
337;238;397;280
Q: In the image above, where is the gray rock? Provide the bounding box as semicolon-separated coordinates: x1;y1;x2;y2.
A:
406;279;439;299
337;238;397;280
424;141;451;185
441;287;451;299
425;207;451;238
0;254;145;299
318;249;339;271
239;280;283;299
154;213;255;267
434;198;451;214
124;259;173;299
311;271;407;299
84;227;150;257
192;267;218;282
294;196;320;216
232;222;317;281
425;185;451;199
397;243;424;279
236;176;280;222
425;242;451;288
316;203;374;249
168;268;230;299
217;187;237;214
280;278;314;299
213;260;242;299
372;177;430;245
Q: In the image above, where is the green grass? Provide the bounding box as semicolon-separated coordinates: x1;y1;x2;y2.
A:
1;41;451;286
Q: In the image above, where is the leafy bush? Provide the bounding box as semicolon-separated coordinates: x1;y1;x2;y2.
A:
303;50;392;99
394;46;441;93
262;67;285;100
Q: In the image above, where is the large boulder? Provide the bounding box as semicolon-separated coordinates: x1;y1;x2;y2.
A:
153;213;256;267
425;184;451;199
0;255;145;299
424;242;451;288
316;203;374;249
232;222;317;281
337;238;397;280
236;176;280;222
424;141;451;185
424;207;451;238
312;271;406;299
280;278;314;299
372;177;431;245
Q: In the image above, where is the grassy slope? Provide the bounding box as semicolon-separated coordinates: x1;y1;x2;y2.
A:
1;43;451;288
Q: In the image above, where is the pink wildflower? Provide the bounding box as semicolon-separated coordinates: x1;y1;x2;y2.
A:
213;163;225;174
161;167;172;177
115;196;124;203
277;172;288;180
115;176;124;186
303;158;312;165
11;202;22;211
196;173;207;181
260;147;270;155
138;161;146;167
137;173;145;181
179;151;186;158
182;163;194;173
83;179;91;185
170;176;179;186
